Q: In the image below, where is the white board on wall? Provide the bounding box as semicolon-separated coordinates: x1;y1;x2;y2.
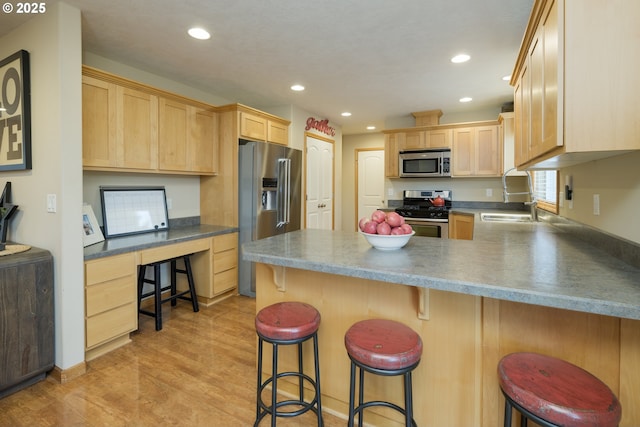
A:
100;186;169;237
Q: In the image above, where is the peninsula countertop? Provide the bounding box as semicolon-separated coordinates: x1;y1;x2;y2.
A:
241;224;640;320
84;224;237;261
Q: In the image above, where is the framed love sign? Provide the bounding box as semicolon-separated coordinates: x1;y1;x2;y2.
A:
0;50;31;171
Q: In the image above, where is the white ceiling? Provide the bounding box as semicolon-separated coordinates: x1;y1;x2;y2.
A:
0;0;534;135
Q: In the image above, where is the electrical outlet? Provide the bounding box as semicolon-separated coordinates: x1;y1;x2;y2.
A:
387;188;394;197
486;188;493;198
167;198;173;210
593;194;600;215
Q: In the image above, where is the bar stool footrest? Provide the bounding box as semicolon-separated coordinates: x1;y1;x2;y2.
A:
256;371;319;419
352;401;417;427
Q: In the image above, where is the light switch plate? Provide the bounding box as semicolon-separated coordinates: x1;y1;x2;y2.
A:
46;194;56;213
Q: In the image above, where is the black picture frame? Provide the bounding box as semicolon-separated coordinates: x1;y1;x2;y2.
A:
100;186;169;238
0;50;32;171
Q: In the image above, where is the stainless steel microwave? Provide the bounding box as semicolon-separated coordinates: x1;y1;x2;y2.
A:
399;149;451;177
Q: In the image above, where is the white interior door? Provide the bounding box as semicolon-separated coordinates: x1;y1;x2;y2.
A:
305;135;334;230
357;149;385;229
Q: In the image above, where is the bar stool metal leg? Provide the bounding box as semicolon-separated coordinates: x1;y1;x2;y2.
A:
404;371;413;427
256;337;264;421
170;259;178;307
270;342;278;427
183;256;199;312
312;334;323;427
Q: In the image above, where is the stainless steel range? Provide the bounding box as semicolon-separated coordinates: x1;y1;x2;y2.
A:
395;190;452;238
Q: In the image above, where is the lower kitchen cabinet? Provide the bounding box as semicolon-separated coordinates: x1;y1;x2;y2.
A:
84;252;137;361
449;212;474;240
191;233;238;305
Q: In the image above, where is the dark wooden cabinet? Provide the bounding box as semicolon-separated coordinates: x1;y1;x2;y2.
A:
0;246;54;398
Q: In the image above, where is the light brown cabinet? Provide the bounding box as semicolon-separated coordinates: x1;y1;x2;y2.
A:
400;130;426;150
82;75;116;168
158;98;217;174
384;133;401;177
190;233;238;305
425;128;452;149
82;76;158;170
117;86;158;170
239;111;289;145
82;66;217;175
451;125;501;177
84;253;137;361
448;212;474;240
512;0;640;169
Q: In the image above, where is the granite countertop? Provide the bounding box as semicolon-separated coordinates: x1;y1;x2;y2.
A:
84;224;237;260
241;222;640;320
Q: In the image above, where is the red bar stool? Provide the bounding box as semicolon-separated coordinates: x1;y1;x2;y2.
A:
344;319;423;427
254;301;323;426
498;352;622;427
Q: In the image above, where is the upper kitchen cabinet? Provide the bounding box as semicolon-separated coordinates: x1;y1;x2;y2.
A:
82;66;218;175
82;74;158;171
451;124;501;177
117;86;158;171
512;0;640;169
82;75;116;168
158;98;217;174
239;108;290;146
499;112;528;175
425;128;452;149
384;132;401;178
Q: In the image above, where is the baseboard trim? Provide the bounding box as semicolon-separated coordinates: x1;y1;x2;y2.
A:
49;361;87;384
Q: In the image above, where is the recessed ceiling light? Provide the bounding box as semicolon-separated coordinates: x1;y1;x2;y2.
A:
366;126;376;130
188;27;210;40
290;84;305;91
451;54;470;63
459;97;473;103
341;112;352;117
502;75;511;81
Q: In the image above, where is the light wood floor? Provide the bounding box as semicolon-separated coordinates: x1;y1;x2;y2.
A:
0;295;345;426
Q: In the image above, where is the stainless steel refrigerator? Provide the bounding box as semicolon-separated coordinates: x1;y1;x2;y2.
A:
238;140;302;296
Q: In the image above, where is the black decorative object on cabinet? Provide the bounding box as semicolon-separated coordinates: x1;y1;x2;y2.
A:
0;246;54;398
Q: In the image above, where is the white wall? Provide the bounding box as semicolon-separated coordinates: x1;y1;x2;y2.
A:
559;151;640;243
83;172;201;224
84;52;232;107
0;3;85;369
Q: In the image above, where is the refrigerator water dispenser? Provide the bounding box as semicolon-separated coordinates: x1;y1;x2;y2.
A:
261;178;277;210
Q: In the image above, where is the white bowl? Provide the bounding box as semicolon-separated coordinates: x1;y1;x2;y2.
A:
359;230;415;251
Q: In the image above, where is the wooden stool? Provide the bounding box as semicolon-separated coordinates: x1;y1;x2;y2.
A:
137;254;199;331
255;301;323;426
498;352;622;427
344;319;423;427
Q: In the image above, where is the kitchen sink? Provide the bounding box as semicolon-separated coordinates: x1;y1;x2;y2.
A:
480;212;535;223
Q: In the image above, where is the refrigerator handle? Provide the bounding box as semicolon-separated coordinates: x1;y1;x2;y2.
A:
277;158;290;227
